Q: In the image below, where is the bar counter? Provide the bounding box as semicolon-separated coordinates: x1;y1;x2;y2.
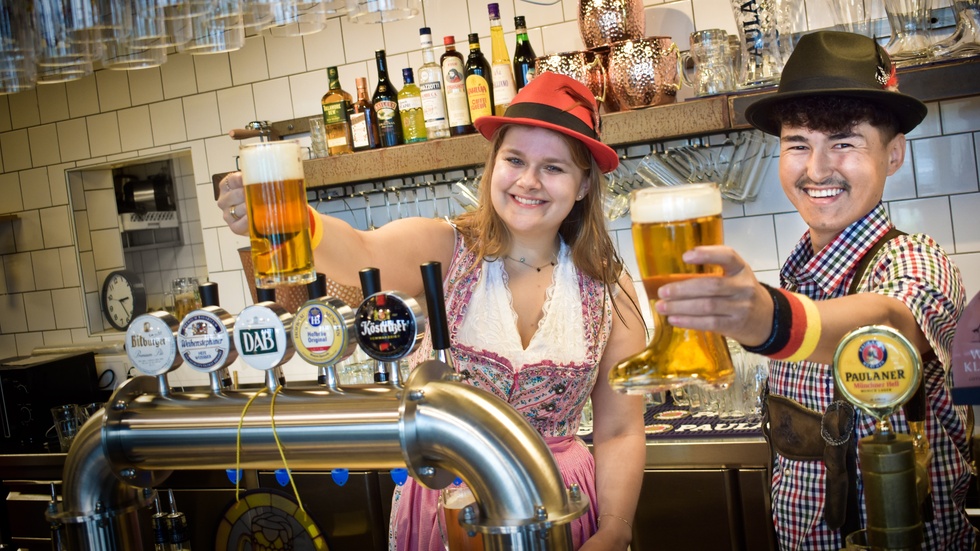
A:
0;433;775;551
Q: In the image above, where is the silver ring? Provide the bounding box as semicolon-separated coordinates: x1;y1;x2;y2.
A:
230;205;240;220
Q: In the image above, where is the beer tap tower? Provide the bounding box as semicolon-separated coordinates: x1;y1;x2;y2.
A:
833;325;928;550
49;265;588;550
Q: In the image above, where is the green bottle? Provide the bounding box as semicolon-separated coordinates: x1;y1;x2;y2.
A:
398;68;427;144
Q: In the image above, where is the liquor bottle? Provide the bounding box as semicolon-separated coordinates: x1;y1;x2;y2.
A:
464;33;494;123
398;68;427;144
440;36;475;136
372;50;403;147
418;27;450;139
349;77;381;151
513;15;536;91
487;3;517;115
320;66;353;155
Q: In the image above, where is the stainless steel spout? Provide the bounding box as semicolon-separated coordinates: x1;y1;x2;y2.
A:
57;360;586;550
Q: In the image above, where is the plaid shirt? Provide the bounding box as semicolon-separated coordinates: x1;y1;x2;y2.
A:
768;203;974;550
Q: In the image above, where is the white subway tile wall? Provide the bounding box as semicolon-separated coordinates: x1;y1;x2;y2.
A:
0;2;974;391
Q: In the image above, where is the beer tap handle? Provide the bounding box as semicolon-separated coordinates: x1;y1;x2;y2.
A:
357;268;389;383
420;262;451;354
359;268;381;297
199;282;219;307
308;273;327;301
256;287;276;304
198;282;232;390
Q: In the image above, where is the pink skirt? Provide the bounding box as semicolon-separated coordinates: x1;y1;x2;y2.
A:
388;436;599;551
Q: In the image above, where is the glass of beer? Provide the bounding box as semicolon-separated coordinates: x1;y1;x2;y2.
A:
609;183;735;393
171;277;202;320
437;483;483;551
239;140;316;289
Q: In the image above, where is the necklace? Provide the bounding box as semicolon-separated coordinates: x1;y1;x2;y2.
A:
505;255;557;272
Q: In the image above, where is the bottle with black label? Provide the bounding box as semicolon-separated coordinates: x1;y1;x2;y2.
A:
349;77;381;151
440;36;475;136
372;50;403;147
513;15;537;91
464;33;494;123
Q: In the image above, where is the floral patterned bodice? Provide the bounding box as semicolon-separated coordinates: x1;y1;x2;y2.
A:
411;231;613;437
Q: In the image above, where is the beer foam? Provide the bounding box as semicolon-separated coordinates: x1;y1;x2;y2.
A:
630;184;722;223
240;142;305;185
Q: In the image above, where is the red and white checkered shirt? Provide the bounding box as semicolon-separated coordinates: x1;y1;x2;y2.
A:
768;203;974;550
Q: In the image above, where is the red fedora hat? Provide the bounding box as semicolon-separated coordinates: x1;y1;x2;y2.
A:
473;72;619;173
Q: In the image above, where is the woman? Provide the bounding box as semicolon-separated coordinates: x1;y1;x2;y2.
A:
218;72;646;550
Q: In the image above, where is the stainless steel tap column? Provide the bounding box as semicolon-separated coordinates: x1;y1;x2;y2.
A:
56;359;587;550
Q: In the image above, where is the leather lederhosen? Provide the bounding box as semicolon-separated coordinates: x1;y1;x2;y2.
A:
761;227;924;538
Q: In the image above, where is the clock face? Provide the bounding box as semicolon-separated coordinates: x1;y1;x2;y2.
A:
101;270;147;331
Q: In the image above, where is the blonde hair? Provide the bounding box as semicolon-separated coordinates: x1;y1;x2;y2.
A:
454;125;638;319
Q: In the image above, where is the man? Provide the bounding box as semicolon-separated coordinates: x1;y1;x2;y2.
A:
656;31;974;549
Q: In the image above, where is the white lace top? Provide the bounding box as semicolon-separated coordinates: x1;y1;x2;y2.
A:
456;241;587;366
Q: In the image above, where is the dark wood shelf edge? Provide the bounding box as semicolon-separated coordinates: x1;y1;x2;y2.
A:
729;56;980;128
303;95;731;188
293;56;978;189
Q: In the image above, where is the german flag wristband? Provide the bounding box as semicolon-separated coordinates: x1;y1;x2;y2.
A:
744;284;821;362
308;205;323;250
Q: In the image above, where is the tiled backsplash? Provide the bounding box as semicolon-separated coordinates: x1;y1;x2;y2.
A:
0;0;977;390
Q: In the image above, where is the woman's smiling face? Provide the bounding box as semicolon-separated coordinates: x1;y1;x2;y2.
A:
489;125;590;239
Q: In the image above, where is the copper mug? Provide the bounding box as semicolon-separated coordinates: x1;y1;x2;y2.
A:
534;50;606;105
578;0;645;48
607;36;680;110
589;45;622;112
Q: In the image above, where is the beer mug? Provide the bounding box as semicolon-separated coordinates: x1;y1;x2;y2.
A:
239;140;317;289
437;483;483;551
609;183;735;393
171;277;202;320
680;29;736;97
728;0;785;87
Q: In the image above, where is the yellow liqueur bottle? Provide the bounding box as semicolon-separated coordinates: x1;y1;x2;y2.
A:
487;2;517;115
398;68;427;144
320;66;353;155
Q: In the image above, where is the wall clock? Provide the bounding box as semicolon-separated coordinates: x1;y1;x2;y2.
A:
100;269;147;331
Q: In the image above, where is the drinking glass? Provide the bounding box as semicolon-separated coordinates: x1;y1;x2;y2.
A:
681;29;736;97
0;2;36;95
172;277;202;319
437;483;484;551
609;184;735;393
932;0;980;58
823;0;875;37
50;404;84;452
728;0;785;87
721;130;778;203
239;140;317;289
308;117;329;158
884;0;936;66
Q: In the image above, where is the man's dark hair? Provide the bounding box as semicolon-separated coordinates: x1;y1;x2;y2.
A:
768;95;902;141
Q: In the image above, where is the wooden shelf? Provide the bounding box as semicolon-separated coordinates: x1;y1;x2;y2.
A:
296;56;980;189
